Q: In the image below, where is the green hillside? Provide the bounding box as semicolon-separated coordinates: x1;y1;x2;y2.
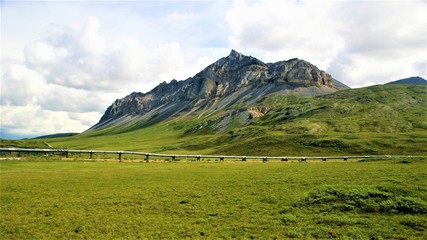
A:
6;84;427;156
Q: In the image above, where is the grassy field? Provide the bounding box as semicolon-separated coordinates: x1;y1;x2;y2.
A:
1;157;426;239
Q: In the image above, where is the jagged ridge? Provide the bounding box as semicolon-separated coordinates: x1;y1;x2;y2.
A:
91;50;347;130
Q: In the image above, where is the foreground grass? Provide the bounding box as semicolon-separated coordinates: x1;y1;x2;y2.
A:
1;158;426;239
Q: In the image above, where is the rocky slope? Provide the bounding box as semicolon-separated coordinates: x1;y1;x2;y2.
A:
90;50;348;130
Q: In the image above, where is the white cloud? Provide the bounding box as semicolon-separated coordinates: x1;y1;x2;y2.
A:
22;16;186;92
227;0;344;69
0;104;96;137
226;0;427;86
333;1;426;53
1;64;45;106
331;47;427;88
330;0;427;87
1;16;189;138
79;16;106;54
36;85;110;113
2;59;114;115
68;112;102;127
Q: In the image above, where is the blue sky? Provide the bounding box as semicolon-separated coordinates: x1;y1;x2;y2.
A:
1;0;426;139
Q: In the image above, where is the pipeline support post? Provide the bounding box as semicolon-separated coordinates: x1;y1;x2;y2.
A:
118;152;122;162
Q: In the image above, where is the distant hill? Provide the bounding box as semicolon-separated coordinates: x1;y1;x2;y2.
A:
33;133;79;139
386;76;426;85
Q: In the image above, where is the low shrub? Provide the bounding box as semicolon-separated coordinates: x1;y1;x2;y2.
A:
399;215;426;231
260;195;279;204
305;185;426;214
279;213;298;225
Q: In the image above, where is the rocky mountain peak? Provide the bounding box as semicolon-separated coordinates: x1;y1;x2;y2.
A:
228;49;242;59
200;49;267;75
91;50;347;130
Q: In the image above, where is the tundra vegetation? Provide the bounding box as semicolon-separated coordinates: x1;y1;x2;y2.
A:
0;157;426;239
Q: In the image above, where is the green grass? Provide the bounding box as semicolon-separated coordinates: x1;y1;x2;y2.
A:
1;157;426;239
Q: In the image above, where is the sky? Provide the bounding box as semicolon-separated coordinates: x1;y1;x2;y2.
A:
1;0;426;139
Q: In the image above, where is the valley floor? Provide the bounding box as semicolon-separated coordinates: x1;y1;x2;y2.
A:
1;157;426;239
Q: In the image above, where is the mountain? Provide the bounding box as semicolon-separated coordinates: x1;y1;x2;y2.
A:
91;50;348;130
31;51;425;156
386;76;426;85
33;133;79;139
